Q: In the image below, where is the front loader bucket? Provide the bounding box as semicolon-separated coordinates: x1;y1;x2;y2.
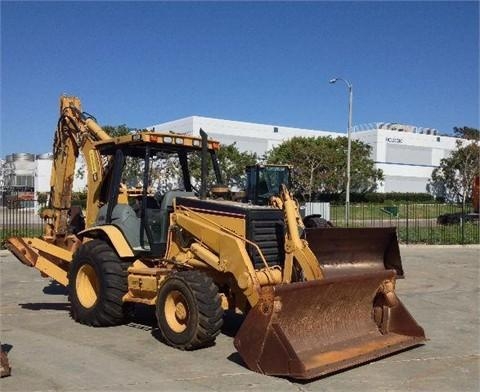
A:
305;227;404;278
234;270;425;379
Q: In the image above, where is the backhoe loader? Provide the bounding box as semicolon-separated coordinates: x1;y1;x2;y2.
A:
7;96;425;379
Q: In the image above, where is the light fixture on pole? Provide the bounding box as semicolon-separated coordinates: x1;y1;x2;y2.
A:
329;77;353;225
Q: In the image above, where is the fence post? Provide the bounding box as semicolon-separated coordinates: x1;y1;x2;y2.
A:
461;203;465;245
406;201;409;245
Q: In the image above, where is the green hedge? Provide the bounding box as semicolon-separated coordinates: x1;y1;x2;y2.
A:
311;192;435;204
71;191;87;209
70;189;436;204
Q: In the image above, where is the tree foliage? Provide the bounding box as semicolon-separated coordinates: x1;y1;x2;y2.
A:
75;124;137;181
217;143;259;188
103;124;142;186
74;126;258;192
453;126;480;141
189;142;258;191
266;136;383;201
103;124;134;137
428;128;480;205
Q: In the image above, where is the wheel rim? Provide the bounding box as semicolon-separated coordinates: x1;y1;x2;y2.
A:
76;264;99;308
164;290;189;333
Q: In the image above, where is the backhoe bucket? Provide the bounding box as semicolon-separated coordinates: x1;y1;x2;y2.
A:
305;227;404;278
234;270;425;379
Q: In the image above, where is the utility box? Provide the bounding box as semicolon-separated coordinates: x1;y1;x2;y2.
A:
303;202;330;221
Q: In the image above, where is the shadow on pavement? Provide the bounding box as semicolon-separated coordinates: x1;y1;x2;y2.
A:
226;351;245;367
1;343;12;354
221;310;244;337
20;302;70;311
42;281;68;295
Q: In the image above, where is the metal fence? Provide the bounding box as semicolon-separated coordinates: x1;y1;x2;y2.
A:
1;191;44;247
1;193;479;247
329;202;480;245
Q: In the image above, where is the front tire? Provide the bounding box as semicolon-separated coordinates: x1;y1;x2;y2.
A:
156;270;223;350
68;239;130;326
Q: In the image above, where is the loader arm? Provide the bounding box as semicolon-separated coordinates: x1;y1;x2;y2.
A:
278;184;324;282
42;96;112;236
169;205;264;307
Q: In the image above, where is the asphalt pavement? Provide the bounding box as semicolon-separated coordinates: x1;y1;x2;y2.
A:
1;246;479;392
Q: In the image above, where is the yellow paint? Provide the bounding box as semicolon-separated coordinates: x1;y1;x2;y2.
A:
81;226;134;257
128;275;158;292
164;290;188;333
35;256;69;286
88;150;99;181
189;211;245;237
76;264;99;308
29;238;73;262
170;209;261;307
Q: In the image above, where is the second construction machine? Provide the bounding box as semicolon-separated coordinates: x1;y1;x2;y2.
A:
7;96;425;380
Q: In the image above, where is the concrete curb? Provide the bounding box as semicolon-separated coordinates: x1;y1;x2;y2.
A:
399;244;480;249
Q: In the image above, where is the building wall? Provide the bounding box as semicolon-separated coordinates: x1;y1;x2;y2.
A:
2;153;36;189
0;159;5;189
35;156;53;193
151;116;462;193
151;116;337;156
353;129;459;192
34;156;87;194
151;117;195;135
1;153;87;196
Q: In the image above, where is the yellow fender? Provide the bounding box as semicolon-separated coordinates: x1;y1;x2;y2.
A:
79;225;135;258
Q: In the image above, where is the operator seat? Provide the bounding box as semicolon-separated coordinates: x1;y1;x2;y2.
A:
153;191;195;248
95;203;145;250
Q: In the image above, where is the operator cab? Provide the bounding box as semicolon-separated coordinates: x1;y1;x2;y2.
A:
95;130;223;257
246;164;292;205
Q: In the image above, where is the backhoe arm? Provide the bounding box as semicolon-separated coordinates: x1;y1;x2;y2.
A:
43;96;112;236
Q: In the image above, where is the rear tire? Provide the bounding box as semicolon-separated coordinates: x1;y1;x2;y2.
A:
156;270;223;350
303;215;334;228
68;239;130;327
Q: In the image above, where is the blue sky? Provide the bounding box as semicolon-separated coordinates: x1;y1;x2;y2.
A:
1;1;478;155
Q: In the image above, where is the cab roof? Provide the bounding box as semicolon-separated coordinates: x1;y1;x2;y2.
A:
95;131;220;157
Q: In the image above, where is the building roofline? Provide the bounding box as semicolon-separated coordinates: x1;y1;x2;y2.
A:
152;115;341;136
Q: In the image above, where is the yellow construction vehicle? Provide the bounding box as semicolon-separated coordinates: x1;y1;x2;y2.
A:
7;96;425;379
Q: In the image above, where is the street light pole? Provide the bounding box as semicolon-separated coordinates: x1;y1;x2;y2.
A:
329;77;353;226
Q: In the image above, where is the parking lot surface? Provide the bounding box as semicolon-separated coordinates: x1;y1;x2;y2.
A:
1;246;479;391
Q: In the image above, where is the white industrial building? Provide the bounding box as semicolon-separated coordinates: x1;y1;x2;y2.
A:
35;153;54;193
150;117;461;193
0;118;463;196
151;116;339;156
351;123;459;192
0;153;87;199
